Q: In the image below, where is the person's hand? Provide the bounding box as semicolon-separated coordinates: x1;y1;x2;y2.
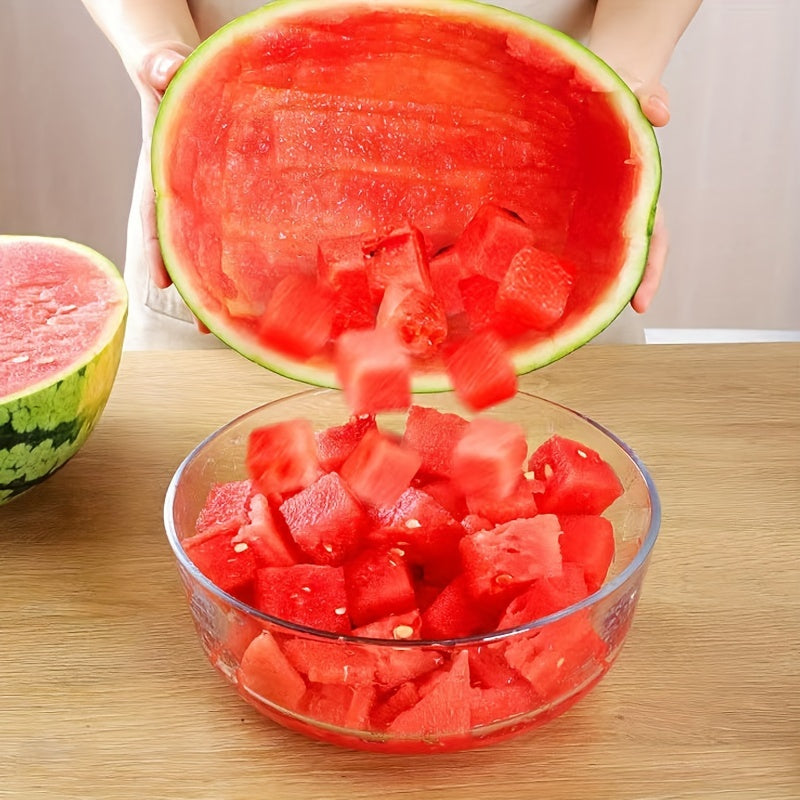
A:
599;68;670;314
617;78;670;314
135;45;193;292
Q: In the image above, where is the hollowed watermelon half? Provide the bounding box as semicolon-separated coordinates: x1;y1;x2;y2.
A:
152;0;660;390
0;236;127;505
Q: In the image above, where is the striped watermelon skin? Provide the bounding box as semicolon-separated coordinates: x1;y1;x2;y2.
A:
0;236;127;505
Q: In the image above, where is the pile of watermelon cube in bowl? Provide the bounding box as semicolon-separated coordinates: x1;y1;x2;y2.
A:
164;388;660;754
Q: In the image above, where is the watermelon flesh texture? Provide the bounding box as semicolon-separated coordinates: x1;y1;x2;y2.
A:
0;236;127;504
153;0;660;389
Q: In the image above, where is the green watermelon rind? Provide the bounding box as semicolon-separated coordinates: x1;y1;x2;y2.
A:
0;236;128;505
152;0;661;391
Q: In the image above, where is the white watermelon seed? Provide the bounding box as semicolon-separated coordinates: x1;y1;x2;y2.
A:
393;624;414;640
232;542;248;553
405;519;422;529
334;606;347;616
11;355;29;364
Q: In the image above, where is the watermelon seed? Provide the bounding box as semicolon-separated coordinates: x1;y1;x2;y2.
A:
523;471;536;480
10;355;29;364
57;304;78;314
334;606;347;616
494;573;514;587
543;464;554;479
577;449;587;459
301;586;311;593
233;542;248;553
405;519;422;529
36;356;55;365
393;625;415;640
389;547;406;558
322;543;334;554
556;657;566;669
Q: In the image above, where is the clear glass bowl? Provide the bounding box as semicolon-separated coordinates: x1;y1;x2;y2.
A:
164;389;660;754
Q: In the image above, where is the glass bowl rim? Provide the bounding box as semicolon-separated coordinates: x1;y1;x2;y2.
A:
163;387;661;647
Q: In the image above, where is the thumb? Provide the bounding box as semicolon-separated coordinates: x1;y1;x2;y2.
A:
638;84;671;128
138;46;193;96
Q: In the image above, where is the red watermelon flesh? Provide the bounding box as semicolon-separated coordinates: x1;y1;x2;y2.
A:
152;1;660;389
0;237;126;398
340;428;422;508
194;479;255;540
445;329;518;411
279;471;369;565
496;245;575;330
529;434;624;515
314;413;377;473
401;404;469;479
451;417;528;503
334;327;411;416
184;404;629;743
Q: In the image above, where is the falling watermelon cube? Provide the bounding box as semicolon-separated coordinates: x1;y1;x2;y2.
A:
334;327;412;415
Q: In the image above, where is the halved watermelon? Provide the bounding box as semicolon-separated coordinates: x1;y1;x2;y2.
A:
152;0;660;389
0;236;127;504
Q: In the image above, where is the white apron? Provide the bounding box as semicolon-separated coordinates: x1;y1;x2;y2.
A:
124;0;645;349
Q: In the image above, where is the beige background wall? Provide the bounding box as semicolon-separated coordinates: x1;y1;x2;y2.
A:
1;0;798;335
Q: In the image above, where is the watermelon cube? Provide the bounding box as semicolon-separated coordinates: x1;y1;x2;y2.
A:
496;245;574;331
340;428;422;508
343;547;417;627
459;515;564;601
458;274;500;333
421;575;499;639
445;329;517;411
353;610;441;689
503;613;608;700
282;636;376;686
387;650;471;737
363;224;433;302
558;514;616;593
194;479;255;541
279;472;369;565
454;203;538;282
300;682;377;730
428;246;466;316
401;404;469;478
373;486;466;584
415;477;469;521
497;562;589;630
451;416;528;503
315;413;377;473
254;563;351;634
232;492;300;567
257;273;335;359
528;435;624;515
371;681;421;729
317;237;375;335
246;418;321;496
334;327;412;415
238;631;307;710
316;233;368;289
376;284;448;358
465;475;540;524
182;530;259;602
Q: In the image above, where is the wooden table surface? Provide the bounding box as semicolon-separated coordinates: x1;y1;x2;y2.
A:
2;343;798;799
